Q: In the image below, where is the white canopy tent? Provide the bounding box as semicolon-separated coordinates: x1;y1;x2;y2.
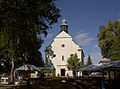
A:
15;64;39;71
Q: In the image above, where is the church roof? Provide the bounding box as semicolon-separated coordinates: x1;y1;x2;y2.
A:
55;31;71;38
61;18;68;26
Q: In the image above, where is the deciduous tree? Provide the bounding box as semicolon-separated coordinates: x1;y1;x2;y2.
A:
0;0;60;83
67;53;82;79
98;20;120;61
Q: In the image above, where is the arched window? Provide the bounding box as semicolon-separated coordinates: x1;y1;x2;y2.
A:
62;55;64;61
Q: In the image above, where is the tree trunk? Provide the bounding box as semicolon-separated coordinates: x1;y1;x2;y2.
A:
73;70;77;81
10;58;14;83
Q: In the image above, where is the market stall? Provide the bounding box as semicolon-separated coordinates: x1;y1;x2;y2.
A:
14;64;41;85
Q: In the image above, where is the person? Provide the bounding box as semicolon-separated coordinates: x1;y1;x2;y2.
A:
0;73;2;82
66;73;69;79
57;73;60;76
37;72;41;78
41;72;45;85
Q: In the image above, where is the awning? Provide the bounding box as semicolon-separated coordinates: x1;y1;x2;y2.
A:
80;64;103;72
80;60;120;72
38;66;55;72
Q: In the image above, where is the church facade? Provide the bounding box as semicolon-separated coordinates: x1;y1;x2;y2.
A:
46;19;84;77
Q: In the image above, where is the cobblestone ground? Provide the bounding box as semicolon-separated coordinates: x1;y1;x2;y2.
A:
0;78;78;89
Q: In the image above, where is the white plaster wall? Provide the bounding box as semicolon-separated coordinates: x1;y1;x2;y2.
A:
50;31;83;76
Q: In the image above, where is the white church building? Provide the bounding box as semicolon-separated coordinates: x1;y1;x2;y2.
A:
45;19;84;77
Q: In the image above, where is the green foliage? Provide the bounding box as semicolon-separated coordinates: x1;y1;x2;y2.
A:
0;0;60;73
98;20;120;61
67;53;82;71
86;54;92;66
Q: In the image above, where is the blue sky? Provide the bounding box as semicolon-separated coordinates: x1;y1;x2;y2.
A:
40;0;120;64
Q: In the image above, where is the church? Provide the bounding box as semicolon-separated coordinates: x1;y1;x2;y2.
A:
45;19;84;77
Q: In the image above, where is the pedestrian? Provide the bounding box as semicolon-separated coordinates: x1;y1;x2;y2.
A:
41;72;45;85
57;73;60;76
66;73;69;79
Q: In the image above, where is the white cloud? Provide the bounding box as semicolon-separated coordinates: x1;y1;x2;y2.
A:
91;52;102;60
74;32;102;64
91;52;103;64
93;44;99;48
74;32;94;46
90;44;101;53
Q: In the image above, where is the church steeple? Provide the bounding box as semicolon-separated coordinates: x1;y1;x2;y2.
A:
60;19;68;33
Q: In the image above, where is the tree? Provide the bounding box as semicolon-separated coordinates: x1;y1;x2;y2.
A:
45;45;55;67
98;20;120;61
0;0;60;83
86;54;92;66
67;53;82;79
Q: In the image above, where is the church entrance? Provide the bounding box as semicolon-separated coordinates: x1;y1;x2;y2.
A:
61;69;65;76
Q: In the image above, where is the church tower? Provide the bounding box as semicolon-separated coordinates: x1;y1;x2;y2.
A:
60;19;68;33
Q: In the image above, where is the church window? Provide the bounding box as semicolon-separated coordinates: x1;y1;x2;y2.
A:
61;44;65;47
62;55;64;61
78;49;81;51
53;54;56;57
70;54;73;56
